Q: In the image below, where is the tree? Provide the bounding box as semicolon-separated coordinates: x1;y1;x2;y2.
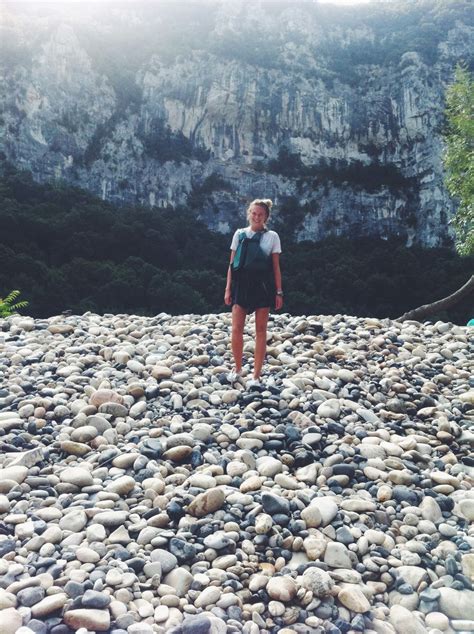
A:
445;64;474;256
398;65;474;322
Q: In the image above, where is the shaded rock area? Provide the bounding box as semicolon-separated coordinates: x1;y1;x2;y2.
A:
0;311;473;634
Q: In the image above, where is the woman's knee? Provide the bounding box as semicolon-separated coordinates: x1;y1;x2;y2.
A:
232;323;244;337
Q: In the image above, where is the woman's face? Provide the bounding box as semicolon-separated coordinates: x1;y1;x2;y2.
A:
249;204;268;228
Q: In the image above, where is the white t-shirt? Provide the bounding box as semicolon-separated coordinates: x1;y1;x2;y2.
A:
230;228;282;256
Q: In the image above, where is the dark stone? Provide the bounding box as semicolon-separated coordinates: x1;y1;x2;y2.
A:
169;538;197;563
455;573;472;589
308;322;323;335
50;626;74;634
0;573;18;589
142;507;163;520
227;605;243;621
392;486;420;506
140;438;163;459
373;511;391;527
332;464;356;479
254;535;269;548
420;587;440;601
134;468;155;483
190;450;203;468
127;557;146;573
334;618;351;633
0;540;16;557
26;619;48;634
81;589;111;609
327;482;343;494
109;547;130;562
145;385;160;399
265;440;284;451
261;492;290;516
65;580;85;598
70;596;84;610
283;425;302;444
314;600;334;620
32;557;56;570
398;583;414;595
167;500;186;522
288;519;306;534
48;564;65;580
272;513;290;527
445;556;458;576
327;421;345;435
27;421;38;434
351;615;367;631
451;580;466;591
336;526;354;545
292;449;314;468
17;586;46;607
182;615;212;634
115;614;136;629
97;448;120;465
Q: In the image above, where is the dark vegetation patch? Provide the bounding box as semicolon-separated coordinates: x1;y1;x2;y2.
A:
1;163;472;323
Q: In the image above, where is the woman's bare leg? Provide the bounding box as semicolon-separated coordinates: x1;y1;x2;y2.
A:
254;307;270;379
231;305;247;373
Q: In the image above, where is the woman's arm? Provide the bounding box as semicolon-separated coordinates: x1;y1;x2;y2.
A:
272;252;283;310
224;250;235;305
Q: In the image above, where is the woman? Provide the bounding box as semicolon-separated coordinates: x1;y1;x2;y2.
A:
224;199;283;387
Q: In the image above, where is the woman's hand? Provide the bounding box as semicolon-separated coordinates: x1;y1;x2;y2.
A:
275;294;284;311
224;288;232;306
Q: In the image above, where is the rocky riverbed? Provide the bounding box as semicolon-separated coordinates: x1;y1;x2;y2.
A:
0;312;473;634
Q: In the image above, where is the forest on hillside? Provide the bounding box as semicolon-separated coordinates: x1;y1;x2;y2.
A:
0;163;472;324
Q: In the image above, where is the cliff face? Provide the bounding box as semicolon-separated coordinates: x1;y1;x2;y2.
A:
1;1;473;245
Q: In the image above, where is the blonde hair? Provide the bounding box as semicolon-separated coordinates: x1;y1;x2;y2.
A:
246;198;273;224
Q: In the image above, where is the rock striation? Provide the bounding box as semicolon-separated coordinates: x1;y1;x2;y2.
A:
0;310;473;633
1;2;473;245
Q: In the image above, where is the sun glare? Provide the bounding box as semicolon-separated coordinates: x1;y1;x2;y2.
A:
14;0;374;4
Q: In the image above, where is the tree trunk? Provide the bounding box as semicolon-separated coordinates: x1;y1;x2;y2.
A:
397;275;474;322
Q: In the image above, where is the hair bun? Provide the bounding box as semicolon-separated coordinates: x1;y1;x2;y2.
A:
262;199;273;210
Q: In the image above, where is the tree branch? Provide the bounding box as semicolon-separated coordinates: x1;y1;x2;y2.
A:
397;275;474;322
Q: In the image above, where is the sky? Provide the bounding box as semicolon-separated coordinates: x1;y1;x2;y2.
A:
318;0;371;3
10;0;374;4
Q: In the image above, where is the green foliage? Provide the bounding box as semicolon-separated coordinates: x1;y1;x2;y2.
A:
188;174;233;209
444;64;474;256
267;148;415;193
282;237;473;323
0;290;28;317
137;118;209;164
0;162;472;324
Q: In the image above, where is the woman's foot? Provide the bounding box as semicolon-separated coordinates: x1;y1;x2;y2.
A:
227;370;242;385
246;377;261;390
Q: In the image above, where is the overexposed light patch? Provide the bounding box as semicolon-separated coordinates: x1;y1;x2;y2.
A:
11;0;142;4
318;0;372;4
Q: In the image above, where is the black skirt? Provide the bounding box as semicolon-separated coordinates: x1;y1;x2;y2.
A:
231;268;274;313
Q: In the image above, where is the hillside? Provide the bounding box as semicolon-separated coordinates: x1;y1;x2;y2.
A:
1;0;473;244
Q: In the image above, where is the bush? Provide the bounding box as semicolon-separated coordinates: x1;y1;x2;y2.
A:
0;290;28;317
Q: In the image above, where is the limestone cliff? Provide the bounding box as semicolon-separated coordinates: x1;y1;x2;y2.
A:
1;0;473;245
